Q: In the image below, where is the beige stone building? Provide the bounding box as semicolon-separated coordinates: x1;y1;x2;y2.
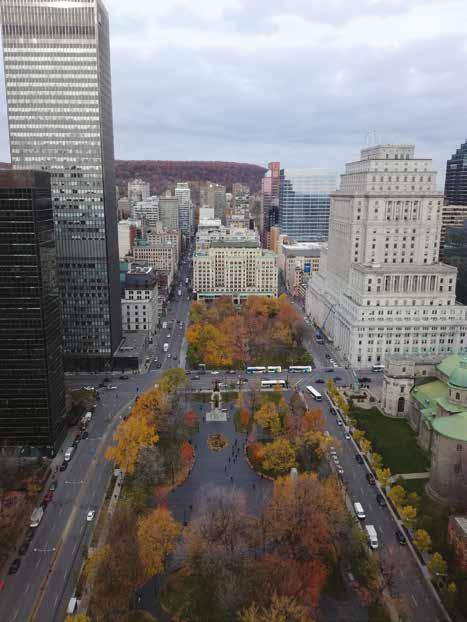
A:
193;241;278;302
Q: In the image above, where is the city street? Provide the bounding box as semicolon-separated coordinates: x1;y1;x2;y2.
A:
303;388;446;622
0;256;193;622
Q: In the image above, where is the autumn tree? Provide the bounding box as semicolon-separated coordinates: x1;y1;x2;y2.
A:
180;441;194;465
375;467;392;488
238;593;311;622
184;410;198;429
137;507;181;576
428;552;448;577
413;529;432;553
254;402;281;436
105;414;158;474
158;368;188;394
388;485;406;509
182;486;258;618
262;439;297;476
65;615;92;622
260;473;346;609
399;505;417;527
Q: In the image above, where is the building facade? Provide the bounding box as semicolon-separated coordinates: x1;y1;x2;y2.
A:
193;242;278;302
121;266;159;336
0;170;66;451
279;168;336;242
200;183;226;222
130;195;159;226
381;353;467;509
445;140;467;206
132;239;178;275
440;204;467;248
442;223;467;305
260;162;280;247
307;144;467;369
158;197;179;230
128;178;150;207
0;0;122;370
175;182;193;236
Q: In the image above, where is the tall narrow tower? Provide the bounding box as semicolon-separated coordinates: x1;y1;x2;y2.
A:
0;0;122;370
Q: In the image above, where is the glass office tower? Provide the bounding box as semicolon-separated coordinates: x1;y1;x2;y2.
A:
279;169;337;242
0;170;66;451
0;0;122;370
445;140;467;206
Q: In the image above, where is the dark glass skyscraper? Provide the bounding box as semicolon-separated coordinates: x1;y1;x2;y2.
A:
0;0;122;370
445;140;467;206
0;170;66;451
260;162;280;247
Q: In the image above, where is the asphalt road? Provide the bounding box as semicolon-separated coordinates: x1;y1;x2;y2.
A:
303;390;446;622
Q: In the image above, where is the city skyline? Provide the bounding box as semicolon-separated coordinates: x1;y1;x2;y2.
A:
0;0;466;182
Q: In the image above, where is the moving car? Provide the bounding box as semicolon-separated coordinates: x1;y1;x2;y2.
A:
211;371;220;375
83;386;95;391
155;362;162;369
119;375;129;380
395;529;407;545
87;510;96;522
8;559;21;575
355;453;364;464
106;385;118;391
315;378;325;384
193;375;200;380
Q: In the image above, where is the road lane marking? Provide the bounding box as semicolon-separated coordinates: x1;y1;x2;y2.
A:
11;609;19;622
25;583;31;593
411;595;418;607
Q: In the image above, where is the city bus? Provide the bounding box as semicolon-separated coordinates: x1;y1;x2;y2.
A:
267;366;282;373
288;365;313;373
261;379;287;390
246;366;266;374
371;364;385;373
306;385;322;401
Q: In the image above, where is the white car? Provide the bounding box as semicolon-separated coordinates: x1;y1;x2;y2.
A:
87;510;95;522
344;432;351;440
83;386;95;391
330;447;337;456
337;466;344;475
211;371;220;375
167;333;171;338
106;385;118;391
332;455;340;464
167;353;172;358
336;418;343;426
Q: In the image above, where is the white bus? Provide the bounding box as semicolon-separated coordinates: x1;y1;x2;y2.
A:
306;385;322;401
372;364;385;373
267;366;282;373
289;365;312;373
246;366;266;374
261;379;287;390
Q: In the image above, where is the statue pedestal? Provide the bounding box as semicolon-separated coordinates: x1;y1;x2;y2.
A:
206;390;227;422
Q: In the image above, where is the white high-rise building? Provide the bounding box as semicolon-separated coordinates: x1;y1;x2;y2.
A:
128;178;150;207
307;144;467;369
175;182;193;236
130;195;159;225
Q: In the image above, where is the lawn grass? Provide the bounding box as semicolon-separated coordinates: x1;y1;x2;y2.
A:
351;407;430;474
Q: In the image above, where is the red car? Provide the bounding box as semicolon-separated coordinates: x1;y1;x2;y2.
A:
44;490;54;503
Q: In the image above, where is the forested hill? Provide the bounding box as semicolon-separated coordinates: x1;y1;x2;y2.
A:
115;160;267;196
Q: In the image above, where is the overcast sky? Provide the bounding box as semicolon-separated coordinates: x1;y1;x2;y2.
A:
1;0;466;185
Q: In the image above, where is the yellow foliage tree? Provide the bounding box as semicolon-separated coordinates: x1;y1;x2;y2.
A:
359;437;372;455
388;485;406;509
352;429;365;443
370;453;384;470
375;467;392;488
301;430;333;460
238;593;311;622
428;552;448;577
262;438;297;475
413;529;432;553
105;415;158;474
254;402;282;436
399;504;417;527
65;616;92;622
137;507;181;576
158;368;188;394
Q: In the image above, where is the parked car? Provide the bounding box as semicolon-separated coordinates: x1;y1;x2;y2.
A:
119;375;129;380
44;490;53;503
359;377;372;384
366;473;376;485
24;528;35;543
83;386;95;391
155;362;162;369
355;453;364;464
59;461;68;472
18;541;29;556
8;559;21;575
82;430;89;440
336;417;343;426
211;370;220;375
376;493;387;507
106;385;118;391
330;447;337;456
173;355;178;360
326;368;334;373
395;529;407;545
344;432;351;440
87;510;96;522
49;480;58;492
337;466;344;475
332;455;340;464
193;375;200;380
335;376;342;381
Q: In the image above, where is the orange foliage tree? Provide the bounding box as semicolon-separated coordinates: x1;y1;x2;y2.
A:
180;441;194;465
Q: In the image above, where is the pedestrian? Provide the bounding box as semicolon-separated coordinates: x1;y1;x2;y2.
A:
252;483;256;490
230;476;233;483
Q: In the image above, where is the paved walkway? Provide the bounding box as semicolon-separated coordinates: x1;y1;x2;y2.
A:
167;396;272;526
389;472;430;485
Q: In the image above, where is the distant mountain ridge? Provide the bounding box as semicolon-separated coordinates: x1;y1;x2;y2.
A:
115;160;267;196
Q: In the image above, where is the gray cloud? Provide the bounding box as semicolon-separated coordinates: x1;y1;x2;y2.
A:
1;0;467;186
